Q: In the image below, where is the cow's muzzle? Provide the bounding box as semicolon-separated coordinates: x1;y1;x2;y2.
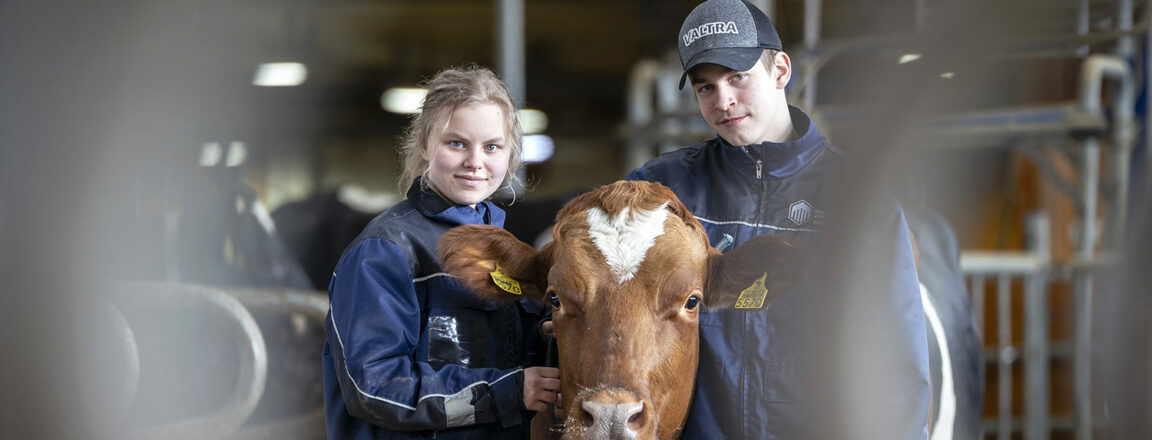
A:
572;387;655;440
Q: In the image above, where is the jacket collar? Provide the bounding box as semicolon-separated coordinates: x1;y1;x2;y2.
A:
405;178;506;227
717;105;827;180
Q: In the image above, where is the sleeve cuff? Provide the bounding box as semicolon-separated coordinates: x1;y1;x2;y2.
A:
495;369;526;428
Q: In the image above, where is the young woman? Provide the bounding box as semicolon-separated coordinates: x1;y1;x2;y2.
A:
322;66;559;440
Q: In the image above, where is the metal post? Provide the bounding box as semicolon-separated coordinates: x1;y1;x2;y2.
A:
626;59;661;172
1076;0;1089;57
1024;214;1051;440
802;0;820;111
1076;53;1132;440
1075;136;1099;440
914;0;925;33
496;0;525;196
1113;0;1135;247
497;0;525;106
748;0;774;20
1116;0;1134;59
997;274;1013;440
971;275;985;340
1147;0;1152;201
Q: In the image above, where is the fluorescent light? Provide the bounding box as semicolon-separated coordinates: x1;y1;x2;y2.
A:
940;72;955;79
898;53;922;64
522;134;554;163
381;88;427;114
226;141;247;167
517;109;548;134
253;62;307;87
199;142;222;167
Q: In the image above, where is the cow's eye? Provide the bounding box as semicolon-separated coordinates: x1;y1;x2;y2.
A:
548;293;562;309
684;295;701;310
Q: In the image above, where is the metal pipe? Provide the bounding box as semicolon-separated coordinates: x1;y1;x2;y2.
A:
1024;214;1051;440
1116;0;1134;59
971;275;985;340
1076;0;1089;57
1076;53;1133;440
105;301;140;421
497;0;525;105
1113;0;1135;246
1079;53;1134;249
802;0;820;111
118;283;268;440
997;274;1012;440
626;59;662;172
1147;0;1152;203
497;0;526;196
915;0;925;33
627;60;660;126
748;0;774;21
1075;137;1098;440
1025;273;1047;440
1079;55;1132;116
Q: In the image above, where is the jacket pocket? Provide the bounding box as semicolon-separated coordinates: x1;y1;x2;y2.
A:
424;276;499;369
762;361;804;402
427;311;487;369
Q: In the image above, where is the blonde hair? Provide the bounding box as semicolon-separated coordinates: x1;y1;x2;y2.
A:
396;65;523;198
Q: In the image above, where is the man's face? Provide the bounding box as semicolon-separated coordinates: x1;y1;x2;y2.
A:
689;54;788;146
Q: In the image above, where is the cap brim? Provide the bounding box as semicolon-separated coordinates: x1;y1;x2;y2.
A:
678;47;765;89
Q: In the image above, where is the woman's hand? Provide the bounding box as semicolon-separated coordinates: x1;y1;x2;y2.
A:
540;320;554;338
523;366;561;413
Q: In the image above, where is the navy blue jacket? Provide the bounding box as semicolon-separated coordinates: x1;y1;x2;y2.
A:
627;106;930;439
322;180;542;439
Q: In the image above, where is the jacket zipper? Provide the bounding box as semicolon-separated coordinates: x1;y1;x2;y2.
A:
743;146;772;439
739;146;766;439
740;146;763;180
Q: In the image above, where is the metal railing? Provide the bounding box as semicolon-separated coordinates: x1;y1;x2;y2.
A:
107;283;328;440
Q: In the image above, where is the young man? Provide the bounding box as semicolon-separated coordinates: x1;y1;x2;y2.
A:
627;0;931;438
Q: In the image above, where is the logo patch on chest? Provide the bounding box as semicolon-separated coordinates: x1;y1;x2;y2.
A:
788;200;814;225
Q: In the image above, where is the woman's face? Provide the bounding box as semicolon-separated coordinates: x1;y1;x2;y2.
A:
422;102;512;208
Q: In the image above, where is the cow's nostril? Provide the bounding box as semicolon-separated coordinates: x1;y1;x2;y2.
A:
626;402;647;430
579;402;595;428
579;391;647;435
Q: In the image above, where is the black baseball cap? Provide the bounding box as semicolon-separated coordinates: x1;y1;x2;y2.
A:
677;0;783;89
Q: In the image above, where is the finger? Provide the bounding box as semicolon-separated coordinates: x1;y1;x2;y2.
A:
528;389;553;402
526;400;548;412
540;378;561;391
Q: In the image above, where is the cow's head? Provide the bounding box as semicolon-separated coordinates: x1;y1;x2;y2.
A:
439;180;805;439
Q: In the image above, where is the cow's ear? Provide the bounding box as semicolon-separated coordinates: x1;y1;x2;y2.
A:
439;225;548;302
703;235;809;310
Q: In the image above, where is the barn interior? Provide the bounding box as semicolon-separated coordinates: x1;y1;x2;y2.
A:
1;0;1149;439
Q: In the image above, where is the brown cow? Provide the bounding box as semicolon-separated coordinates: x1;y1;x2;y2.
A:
438;180;805;440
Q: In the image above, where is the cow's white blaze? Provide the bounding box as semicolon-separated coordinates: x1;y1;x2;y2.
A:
585;202;669;283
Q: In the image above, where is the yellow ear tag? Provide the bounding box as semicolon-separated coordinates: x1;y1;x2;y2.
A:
734;273;768;310
489;268;522;295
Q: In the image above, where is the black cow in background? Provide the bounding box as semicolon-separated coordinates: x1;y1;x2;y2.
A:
907;208;986;440
272;189;382;290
